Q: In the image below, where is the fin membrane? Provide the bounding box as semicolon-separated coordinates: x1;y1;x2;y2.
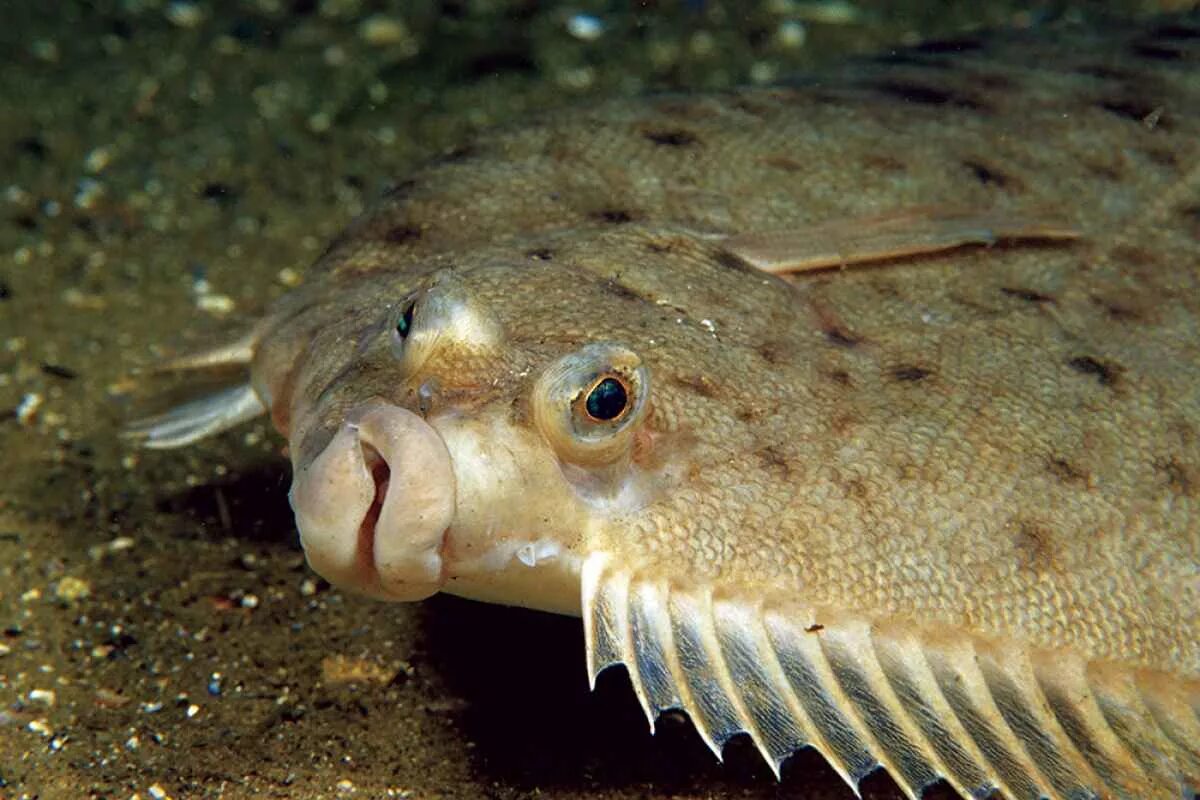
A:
581;552;1198;799
122;383;265;449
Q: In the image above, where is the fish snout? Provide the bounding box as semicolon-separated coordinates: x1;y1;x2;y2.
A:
289;400;456;601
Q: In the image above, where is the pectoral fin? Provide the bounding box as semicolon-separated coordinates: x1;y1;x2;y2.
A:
580;552;1197;799
122;383;265;449
720;207;1080;275
122;327;267;448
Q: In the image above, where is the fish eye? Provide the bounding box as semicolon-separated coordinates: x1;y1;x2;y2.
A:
532;343;648;467
584;376;629;422
395;301;415;340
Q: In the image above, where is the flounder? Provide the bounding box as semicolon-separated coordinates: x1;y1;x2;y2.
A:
127;14;1200;800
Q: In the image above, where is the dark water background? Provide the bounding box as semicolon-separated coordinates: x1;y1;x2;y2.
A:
0;2;1192;798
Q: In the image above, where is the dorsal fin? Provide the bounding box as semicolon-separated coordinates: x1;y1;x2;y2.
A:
582;552;1198;799
719;207;1080;275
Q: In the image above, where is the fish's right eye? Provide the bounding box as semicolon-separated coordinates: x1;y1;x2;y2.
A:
533;343;649;467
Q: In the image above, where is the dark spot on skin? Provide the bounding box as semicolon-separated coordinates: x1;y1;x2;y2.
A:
862;153;906;173
869;80;984;110
824;326;860;348
963;159;1019;190
756;340;793;365
889;365;931;382
737;405;767;423
843;478;870;500
805;623;825;633
913;37;984;55
1179;205;1200;240
384;224;422;245
1047;457;1089;486
1090;295;1143;322
761;154;804;172
1111;244;1160;268
1001;287;1055;304
643;129;700;147
671;373;719;399
1084;158;1124;181
525;248;553;261
1067;356;1121;387
1130;42;1186;61
595;209;634;224
40;363;77;380
1156;458;1197;497
827;369;852;387
1011;520;1058;574
713;249;755;274
829;412;859;436
599;279;653;305
1098;98;1168;128
754;445;795;478
1141;146;1179;170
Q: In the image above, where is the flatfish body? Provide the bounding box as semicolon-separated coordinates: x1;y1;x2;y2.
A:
128;14;1200;800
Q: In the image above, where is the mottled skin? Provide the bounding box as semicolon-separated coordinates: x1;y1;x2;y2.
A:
167;15;1200;799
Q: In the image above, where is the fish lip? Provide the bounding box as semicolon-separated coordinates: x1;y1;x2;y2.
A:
291;400;456;602
354;437;450;601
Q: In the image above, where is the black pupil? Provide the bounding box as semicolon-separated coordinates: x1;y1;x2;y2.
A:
396;303;415;338
585;377;628;421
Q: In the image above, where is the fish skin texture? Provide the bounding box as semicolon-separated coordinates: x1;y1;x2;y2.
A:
134;13;1200;800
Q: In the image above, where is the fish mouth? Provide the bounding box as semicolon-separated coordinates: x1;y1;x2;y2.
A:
289;400;457;601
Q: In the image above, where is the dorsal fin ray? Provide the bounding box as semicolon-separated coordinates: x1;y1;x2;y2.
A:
582;553;1192;799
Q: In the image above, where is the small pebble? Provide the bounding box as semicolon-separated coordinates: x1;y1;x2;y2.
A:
74;178;105;209
336;779;356;794
148;784;169;800
56;576;92;602
791;0;860;24
277;267;301;287
566;13;605;41
186;703;200;718
165;1;205;28
16;393;43;425
359;15;410;47
27;689;56;707
84;146;114;173
776;20;808;48
196;294;235;315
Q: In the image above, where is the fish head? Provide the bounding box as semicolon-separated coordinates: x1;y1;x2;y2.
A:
282;251;712;614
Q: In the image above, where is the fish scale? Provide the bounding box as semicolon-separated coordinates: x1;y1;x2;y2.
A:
127;12;1199;800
